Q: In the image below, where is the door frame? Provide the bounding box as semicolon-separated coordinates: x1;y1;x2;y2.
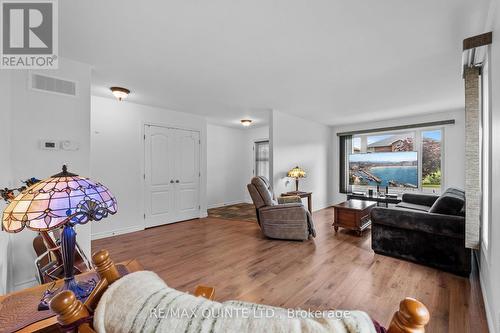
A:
142;122;202;228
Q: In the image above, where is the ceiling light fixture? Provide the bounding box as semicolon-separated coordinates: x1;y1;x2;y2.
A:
110;87;130;101
240;119;252;127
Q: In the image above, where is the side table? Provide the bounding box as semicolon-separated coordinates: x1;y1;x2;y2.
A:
281;191;312;213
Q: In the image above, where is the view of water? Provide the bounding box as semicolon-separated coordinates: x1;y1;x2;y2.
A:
366;166;418;187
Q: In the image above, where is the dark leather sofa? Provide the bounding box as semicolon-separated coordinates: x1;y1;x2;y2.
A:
371;188;471;276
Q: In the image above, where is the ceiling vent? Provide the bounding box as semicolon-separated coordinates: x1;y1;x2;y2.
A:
30;74;78;97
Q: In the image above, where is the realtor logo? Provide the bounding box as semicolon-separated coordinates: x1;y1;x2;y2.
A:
1;0;58;69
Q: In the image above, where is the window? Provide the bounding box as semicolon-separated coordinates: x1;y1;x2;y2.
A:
367;132;414;152
422;130;442;193
254;140;269;180
340;128;443;194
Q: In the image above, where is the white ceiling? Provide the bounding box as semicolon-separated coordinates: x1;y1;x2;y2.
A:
60;0;492;127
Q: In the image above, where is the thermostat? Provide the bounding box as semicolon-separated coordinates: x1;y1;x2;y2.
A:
61;140;80;151
40;140;59;150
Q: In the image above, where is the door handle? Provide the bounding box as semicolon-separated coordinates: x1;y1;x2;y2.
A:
175;180;180;183
170;180;174;183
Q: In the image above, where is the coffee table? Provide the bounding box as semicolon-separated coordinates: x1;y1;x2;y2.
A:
332;199;377;236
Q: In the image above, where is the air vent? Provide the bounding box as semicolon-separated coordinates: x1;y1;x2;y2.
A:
30;74;77;97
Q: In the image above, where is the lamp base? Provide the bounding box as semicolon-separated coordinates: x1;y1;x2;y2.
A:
38;276;96;311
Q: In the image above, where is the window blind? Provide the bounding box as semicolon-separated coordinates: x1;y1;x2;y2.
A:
255;140;270;180
339;135;352;193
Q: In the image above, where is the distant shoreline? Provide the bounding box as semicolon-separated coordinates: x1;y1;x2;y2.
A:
368;165;416;169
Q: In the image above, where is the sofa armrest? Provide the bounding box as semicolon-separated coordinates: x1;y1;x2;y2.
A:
260;203;306;221
401;193;439;207
277;196;302;204
260;203;304;212
371;207;465;239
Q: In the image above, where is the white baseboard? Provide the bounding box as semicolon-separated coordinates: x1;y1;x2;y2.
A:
14;278;37;291
200;211;208;218
91;225;145;240
207;200;245;209
479;256;498;333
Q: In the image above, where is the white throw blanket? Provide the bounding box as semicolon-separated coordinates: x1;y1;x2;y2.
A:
94;271;377;333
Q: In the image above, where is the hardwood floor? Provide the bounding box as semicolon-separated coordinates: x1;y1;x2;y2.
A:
92;207;488;332
207;203;257;222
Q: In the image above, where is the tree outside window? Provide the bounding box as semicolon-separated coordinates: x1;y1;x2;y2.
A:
422;130;442;191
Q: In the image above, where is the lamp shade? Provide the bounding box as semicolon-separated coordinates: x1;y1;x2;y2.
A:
287;166;306;179
2;166;117;233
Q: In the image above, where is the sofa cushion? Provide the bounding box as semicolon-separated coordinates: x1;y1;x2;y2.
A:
371;207;465;239
401;193;439;207
251;176;275;206
396;202;431;212
429;187;465;216
247;184;266;209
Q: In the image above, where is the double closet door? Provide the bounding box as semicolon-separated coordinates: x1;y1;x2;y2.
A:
144;125;200;228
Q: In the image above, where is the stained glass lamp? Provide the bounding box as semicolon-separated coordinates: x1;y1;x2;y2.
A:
2;165;117;309
287;166;307;192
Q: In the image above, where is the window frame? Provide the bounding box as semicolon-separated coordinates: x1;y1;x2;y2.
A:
254;139;270;180
345;126;444;194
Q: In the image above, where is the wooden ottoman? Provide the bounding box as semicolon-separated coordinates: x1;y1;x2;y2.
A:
332;200;377;236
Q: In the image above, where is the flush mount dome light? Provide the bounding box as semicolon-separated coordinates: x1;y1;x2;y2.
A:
110;87;130;101
240;119;252;127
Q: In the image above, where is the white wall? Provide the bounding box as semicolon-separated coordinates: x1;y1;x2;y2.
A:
480;4;500;332
0;72;13;294
206;124;269;208
207;124;248;208
90;96;207;239
2;58;92;292
330;110;466;205
271;110;332;211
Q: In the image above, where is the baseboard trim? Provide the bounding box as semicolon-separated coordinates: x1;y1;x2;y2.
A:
91;225;145;240
207;200;245;209
479;252;498;333
14;278;37;291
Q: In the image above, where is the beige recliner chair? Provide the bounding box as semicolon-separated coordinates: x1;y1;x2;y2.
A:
247;176;316;240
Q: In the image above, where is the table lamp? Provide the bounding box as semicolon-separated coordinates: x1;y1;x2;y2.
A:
287;166;306;192
2;165;117;310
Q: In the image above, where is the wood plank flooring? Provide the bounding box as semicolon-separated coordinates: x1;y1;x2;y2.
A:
207;203;257;222
92;207;488;332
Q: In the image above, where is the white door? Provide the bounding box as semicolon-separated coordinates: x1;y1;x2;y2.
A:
174;129;201;221
145;125;200;228
145;125;176;228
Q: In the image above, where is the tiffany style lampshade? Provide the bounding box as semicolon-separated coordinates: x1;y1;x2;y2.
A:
2;165;117;309
287;166;307;192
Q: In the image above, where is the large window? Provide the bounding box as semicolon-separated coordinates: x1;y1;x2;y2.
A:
254;140;269;180
342;128;443;194
422;130;442;192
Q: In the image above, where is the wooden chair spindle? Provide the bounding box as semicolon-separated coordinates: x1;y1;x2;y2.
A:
92;249;120;284
387;297;430;333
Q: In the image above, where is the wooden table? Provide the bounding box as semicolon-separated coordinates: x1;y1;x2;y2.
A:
332;199;377;236
0;259;141;333
281;191;312;213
